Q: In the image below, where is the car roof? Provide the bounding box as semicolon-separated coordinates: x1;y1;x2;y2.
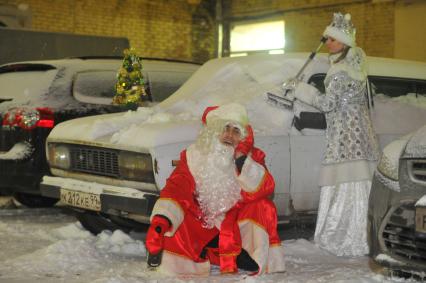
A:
0;57;200;73
366;56;426;80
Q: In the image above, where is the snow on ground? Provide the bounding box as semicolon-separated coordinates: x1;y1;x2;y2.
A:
0;205;416;283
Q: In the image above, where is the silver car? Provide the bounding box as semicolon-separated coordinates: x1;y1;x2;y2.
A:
368;124;426;280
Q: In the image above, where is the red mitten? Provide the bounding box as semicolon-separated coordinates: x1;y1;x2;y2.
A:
234;125;254;158
146;215;171;255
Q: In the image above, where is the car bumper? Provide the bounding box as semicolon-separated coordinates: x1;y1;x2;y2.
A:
40;176;159;223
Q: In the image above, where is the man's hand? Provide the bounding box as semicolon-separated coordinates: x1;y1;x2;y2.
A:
146;215;171;256
234;125;254;173
234;125;254;158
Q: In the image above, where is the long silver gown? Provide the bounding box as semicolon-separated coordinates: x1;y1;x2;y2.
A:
294;47;380;256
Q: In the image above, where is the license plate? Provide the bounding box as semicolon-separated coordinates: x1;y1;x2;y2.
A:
415;206;426;234
60;189;101;211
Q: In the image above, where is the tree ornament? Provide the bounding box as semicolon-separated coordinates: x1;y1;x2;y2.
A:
112;48;147;107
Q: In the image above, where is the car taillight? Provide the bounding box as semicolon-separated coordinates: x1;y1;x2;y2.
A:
2;107;55;130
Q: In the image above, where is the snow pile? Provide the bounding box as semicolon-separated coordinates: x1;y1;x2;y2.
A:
52;221;93;239
416;195;426;206
387;93;426;109
0;222;146;280
0;142;33;160
375;253;405;265
92;108;155;140
95;230;146;257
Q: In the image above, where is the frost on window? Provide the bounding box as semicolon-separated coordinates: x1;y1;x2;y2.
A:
148;71;193;102
0;69;57;104
73;70;118;105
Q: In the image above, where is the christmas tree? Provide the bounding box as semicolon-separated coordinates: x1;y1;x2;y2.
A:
112;48;146;106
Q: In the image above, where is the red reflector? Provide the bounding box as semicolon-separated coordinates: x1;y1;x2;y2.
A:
37;119;54;128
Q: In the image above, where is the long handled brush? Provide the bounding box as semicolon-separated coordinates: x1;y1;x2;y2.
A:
267;36;327;109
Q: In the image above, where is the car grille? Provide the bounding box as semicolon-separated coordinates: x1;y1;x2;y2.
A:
408;159;426;183
70;146;119;177
382;202;426;263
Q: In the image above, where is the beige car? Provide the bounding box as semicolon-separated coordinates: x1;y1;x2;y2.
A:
39;53;426;236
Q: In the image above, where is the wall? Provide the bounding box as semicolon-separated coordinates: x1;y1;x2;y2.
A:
1;0;425;62
394;0;426;62
227;0;396;59
0;0;216;63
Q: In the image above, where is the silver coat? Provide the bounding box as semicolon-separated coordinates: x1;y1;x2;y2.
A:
295;47;380;166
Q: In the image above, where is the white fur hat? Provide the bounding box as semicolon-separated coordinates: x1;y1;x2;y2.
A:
323;12;356;47
202;103;249;128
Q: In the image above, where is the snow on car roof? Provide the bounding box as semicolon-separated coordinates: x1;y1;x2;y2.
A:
48;53;426;149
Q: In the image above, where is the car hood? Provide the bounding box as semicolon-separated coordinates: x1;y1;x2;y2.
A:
47;109;202;151
403;124;426;158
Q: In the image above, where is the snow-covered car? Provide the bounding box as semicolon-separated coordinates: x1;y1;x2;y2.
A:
0;57;200;207
368;124;426;279
39;53;426;234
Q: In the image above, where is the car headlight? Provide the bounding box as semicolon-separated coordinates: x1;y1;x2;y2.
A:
377;154;399;181
377;137;410;181
118;151;154;183
47;143;71;170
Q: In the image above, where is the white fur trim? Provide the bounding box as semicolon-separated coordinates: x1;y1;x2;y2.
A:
323;26;355;47
237;156;266;193
151;198;184;236
158;250;211;275
238;220;286;274
268;246;286;273
206;103;248;127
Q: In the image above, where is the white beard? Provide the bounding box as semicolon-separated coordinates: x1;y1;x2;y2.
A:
186;122;242;229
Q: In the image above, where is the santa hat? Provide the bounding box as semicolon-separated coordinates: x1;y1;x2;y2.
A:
323;12;356;47
201;103;249;134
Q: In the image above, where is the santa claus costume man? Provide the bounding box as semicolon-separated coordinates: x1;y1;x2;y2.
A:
145;103;286;275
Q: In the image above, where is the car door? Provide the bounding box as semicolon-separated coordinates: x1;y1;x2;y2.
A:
289;73;326;213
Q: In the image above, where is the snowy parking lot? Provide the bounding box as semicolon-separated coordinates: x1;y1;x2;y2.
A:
0;197;415;283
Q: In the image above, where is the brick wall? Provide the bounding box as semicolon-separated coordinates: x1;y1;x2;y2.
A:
1;0;423;62
1;0;215;62
228;0;395;58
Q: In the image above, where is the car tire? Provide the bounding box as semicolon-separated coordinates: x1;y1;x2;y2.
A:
76;211;131;235
13;192;58;208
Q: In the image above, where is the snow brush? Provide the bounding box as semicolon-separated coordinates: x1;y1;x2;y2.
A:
267;36;328;109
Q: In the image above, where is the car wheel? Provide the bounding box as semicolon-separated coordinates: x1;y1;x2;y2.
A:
76;211;131;235
13;192;58;208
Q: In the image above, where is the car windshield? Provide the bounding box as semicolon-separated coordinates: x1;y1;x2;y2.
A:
73;70;117;105
0;69;57;104
148;71;196;102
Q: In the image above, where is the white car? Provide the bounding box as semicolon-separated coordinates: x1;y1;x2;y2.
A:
39;53;426;234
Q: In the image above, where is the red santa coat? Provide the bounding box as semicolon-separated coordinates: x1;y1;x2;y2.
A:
150;148;286;275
